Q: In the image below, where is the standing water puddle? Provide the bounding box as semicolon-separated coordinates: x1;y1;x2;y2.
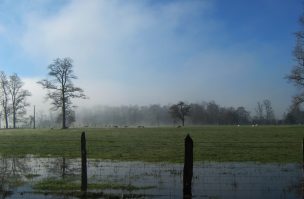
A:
0;157;302;198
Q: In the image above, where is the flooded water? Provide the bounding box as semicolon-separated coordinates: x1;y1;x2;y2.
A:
0;156;302;198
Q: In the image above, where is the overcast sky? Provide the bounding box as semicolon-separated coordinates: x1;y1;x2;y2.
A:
0;0;301;118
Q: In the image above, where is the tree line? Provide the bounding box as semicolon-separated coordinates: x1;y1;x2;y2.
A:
0;58;301;128
33;100;285;128
0;54;303;128
0;58;277;129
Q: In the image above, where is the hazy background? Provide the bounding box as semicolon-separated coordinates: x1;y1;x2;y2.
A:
0;0;301;119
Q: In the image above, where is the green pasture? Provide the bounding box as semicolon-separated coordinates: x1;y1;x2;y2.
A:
0;126;303;163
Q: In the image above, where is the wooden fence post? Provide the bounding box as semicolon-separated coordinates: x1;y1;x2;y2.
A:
81;132;87;192
183;134;193;198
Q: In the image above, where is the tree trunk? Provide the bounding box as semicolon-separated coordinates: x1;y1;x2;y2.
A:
13;109;16;129
62;101;66;129
81;132;87;192
4;111;8;129
3;102;8;129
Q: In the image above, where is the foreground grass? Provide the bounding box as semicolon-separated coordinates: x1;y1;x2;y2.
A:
32;179;149;198
0;126;303;163
33;178;154;191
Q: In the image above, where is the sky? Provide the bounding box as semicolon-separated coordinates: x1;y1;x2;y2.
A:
0;0;302;118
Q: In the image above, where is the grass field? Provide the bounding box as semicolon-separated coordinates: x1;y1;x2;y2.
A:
0;125;303;163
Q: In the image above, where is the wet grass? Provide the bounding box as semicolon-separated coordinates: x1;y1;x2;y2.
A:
33;178;155;191
0;125;303;163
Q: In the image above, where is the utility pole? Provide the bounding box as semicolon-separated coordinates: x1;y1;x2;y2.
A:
33;105;36;129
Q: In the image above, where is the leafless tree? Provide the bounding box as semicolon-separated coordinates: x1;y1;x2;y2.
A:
38;58;86;129
255;102;264;122
263;99;275;123
287;14;304;105
169;101;191;126
8;73;31;128
0;72;10;128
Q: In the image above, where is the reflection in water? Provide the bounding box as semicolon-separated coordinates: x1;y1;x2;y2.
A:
0;157;301;199
0;157;29;199
47;157;79;179
86;161;304;199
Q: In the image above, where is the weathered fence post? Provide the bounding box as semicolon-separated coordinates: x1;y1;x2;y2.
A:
81;132;87;192
183;134;193;198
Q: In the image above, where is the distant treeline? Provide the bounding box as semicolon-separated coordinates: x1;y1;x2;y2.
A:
75;102;254;127
25;100;304;128
59;101;302;127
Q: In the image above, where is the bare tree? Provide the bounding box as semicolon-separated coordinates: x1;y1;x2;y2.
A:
38;58;86;129
0;72;10;128
255;102;264;123
8;74;31;128
263;99;275;123
169;101;191;126
287;14;304;105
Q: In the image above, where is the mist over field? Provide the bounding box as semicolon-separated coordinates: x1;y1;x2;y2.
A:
0;0;302;127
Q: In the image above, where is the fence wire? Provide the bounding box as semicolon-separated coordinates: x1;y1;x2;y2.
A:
0;137;303;198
